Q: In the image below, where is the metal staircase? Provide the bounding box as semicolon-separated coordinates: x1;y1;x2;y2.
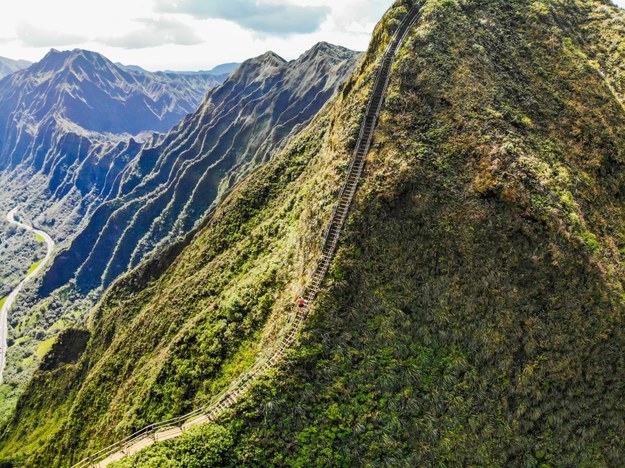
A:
74;5;421;467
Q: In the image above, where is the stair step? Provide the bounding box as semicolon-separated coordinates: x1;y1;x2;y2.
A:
77;7;422;467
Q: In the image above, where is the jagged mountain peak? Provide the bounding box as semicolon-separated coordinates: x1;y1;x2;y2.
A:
14;48;121;90
225;44;360;92
232;50;286;77
0;47;226;137
256;50;287;65
297;41;358;63
292;42;362;74
46;47;103;60
33;48;112;73
67;49;114;68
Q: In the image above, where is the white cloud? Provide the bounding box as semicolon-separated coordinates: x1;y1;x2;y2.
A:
0;0;392;70
156;0;331;36
100;17;203;49
17;22;87;47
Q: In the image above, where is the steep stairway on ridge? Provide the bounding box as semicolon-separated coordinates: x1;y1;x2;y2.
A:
73;4;423;467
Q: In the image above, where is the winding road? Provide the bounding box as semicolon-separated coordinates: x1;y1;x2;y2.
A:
0;208;55;383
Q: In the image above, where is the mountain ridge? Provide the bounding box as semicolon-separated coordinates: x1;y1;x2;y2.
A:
5;0;625;466
0;41;360;434
0;48;224;136
0;47;228;425
40;41;361;296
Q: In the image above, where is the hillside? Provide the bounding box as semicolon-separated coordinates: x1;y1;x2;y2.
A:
4;0;625;466
0;50;224;428
0;43;359;435
40;42;360;295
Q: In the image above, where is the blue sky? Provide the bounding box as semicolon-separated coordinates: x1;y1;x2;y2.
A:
0;0;623;71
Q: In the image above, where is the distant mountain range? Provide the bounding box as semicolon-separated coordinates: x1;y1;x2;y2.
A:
0;49;225;136
41;42;361;294
0;48;229;277
0;56;31;79
116;61;240;80
0;42;360;420
204;62;240;75
160;62;241;76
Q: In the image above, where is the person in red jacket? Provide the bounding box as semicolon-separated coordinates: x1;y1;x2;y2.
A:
296;296;306;309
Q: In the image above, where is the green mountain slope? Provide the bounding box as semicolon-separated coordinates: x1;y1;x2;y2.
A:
4;0;625;465
0;4;394;464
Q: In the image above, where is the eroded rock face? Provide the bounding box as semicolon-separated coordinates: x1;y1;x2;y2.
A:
41;43;361;294
0;48;228;284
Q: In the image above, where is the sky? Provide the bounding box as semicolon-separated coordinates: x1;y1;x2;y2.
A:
1;0;624;72
0;0;396;71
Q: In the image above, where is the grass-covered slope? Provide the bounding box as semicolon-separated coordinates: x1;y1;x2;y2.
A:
0;5;395;466
4;0;625;465
116;0;625;465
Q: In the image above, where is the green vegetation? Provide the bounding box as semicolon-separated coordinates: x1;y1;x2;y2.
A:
0;219;51;425
34;234;44;243
0;297;5;309
0;9;386;461
26;261;40;276
4;0;625;466
34;337;56;359
0;279;93;430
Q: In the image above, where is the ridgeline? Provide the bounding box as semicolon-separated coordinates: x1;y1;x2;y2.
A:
3;0;625;466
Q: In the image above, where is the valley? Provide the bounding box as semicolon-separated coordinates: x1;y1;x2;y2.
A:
0;39;360;437
0;208;55;383
0;51;234;427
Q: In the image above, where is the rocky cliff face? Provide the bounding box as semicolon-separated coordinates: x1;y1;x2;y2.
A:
40;42;361;295
0;48;226;250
